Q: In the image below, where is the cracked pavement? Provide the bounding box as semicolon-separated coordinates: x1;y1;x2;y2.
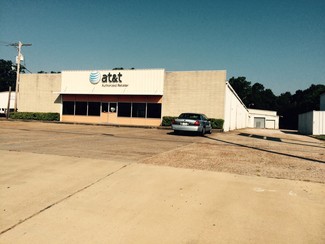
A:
1;121;324;243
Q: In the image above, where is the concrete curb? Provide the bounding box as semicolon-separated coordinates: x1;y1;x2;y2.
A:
0;118;224;132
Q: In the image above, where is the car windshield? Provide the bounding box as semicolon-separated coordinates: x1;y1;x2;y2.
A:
179;113;200;120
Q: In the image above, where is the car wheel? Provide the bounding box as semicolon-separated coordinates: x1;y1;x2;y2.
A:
207;128;212;134
200;127;206;136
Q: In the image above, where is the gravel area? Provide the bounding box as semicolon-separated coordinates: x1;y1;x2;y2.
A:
1;121;324;184
140;129;325;183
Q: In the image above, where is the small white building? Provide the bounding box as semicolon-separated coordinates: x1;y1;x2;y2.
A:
298;93;325;135
298;111;325;135
0;91;16;115
248;109;279;129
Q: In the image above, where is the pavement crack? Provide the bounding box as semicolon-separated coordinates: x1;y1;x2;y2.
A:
0;164;129;236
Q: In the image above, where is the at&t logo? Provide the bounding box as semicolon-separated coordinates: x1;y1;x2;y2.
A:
89;71;101;84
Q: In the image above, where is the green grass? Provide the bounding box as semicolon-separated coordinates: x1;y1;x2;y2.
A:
312;135;325;141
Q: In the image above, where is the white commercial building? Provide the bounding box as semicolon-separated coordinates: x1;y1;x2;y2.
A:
0;91;15;115
18;69;279;131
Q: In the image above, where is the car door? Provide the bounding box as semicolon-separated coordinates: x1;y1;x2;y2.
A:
201;114;211;129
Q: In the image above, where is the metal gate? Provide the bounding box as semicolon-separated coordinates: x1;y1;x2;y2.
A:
254;117;265;128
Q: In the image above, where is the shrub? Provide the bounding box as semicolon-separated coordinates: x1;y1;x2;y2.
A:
162;116;177;126
208;118;224;129
10;112;60;121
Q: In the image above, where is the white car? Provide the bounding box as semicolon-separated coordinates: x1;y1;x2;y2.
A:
171;113;212;136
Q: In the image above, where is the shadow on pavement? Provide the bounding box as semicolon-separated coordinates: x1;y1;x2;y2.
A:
238;133;325;149
238;133;281;142
280;129;299;135
205;136;325;164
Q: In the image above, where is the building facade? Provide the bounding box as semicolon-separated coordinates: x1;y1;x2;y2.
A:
298;111;325;135
18;74;61;113
298;93;325;135
18;69;278;131
0;91;15;115
248;109;279;129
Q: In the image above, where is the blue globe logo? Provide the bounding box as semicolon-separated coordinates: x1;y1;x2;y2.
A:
89;71;101;84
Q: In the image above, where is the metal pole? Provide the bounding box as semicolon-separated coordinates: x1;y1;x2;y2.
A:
10;41;32;112
6;87;12;119
14;41;22;112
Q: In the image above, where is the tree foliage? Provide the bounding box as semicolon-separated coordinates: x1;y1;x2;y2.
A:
0;59;26;92
228;77;252;106
229;77;278;110
229;76;325;129
0;59;16;91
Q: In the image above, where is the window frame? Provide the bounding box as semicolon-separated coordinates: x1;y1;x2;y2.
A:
88;102;101;116
132;103;146;118
62;101;75;115
75;101;88;116
117;102;131;117
147;103;162;118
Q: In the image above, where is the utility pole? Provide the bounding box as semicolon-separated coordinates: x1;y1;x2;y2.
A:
9;41;32;112
6;87;11;119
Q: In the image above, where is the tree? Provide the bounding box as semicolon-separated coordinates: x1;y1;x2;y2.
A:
229;76;324;129
0;59;16;91
285;84;325;129
0;59;26;92
250;83;277;110
228;77;252;106
268;84;324;129
229;78;277;110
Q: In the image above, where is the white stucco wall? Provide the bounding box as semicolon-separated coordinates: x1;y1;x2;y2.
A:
223;83;249;132
19;74;61;113
298;111;325;135
163;71;227;119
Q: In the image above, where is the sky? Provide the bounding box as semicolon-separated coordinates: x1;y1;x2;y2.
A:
1;0;324;95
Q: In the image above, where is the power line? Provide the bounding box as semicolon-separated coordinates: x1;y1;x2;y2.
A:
0;40;11;45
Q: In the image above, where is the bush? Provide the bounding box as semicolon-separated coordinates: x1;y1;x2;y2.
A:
209;118;224;129
162;116;177;126
9;112;60;121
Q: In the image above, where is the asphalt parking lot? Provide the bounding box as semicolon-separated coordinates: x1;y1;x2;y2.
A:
0;120;325;243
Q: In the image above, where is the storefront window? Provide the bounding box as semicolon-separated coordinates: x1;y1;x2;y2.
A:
75;102;87;115
88;102;100;116
102;103;108;113
117;102;131;117
147;103;161;118
62;101;74;115
132;103;146;118
64;100;161;119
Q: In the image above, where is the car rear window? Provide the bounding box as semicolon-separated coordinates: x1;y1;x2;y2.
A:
179;113;200;120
